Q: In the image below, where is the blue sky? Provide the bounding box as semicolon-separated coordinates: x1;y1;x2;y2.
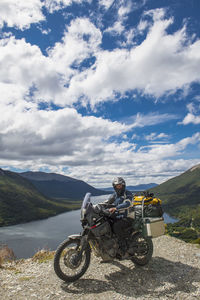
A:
0;0;200;187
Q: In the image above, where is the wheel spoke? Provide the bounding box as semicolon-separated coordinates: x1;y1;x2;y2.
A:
54;238;91;282
130;234;153;266
59;242;87;276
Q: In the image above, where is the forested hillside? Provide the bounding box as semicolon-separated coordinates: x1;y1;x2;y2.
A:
150;164;200;208
0;169;80;226
150;164;200;244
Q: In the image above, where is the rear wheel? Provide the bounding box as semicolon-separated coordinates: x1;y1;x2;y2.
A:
131;233;153;266
54;238;91;282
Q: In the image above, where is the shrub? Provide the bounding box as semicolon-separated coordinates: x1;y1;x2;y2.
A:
0;244;16;266
193;217;200;230
190;238;200;244
178;228;198;242
32;249;55;263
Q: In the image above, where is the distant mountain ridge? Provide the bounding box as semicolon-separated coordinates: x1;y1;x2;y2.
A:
102;183;158;192
21;171;79;182
20;171;109;199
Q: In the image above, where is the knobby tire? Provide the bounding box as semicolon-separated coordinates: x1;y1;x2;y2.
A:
54;238;91;282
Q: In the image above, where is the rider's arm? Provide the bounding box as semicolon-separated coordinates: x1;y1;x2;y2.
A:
116;199;132;210
103;193;115;206
116;191;133;211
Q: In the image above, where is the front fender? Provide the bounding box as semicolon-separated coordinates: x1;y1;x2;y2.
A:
68;234;90;256
68;234;81;240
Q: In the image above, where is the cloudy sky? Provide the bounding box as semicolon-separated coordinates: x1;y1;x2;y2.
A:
0;0;200;188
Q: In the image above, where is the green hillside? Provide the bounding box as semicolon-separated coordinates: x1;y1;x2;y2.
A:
150;164;200;213
149;164;200;244
0;169;81;227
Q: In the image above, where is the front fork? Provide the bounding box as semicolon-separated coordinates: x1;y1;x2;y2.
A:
68;233;89;264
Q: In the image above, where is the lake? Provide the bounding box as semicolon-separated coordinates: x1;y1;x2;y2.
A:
0;195;178;259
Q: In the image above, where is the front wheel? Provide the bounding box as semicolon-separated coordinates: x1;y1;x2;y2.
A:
130;233;153;266
54;238;91;282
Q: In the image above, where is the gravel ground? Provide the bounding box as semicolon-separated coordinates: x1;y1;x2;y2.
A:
0;235;200;300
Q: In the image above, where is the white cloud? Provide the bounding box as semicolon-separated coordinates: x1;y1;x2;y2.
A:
99;0;114;10
0;36;70;106
0;96;199;186
144;7;166;22
48;17;101;69
0;18;102;106
145;132;169;141
180;102;200;125
127;112;178;128
104;0;132;36
0;5;200;187
61;150;200;188
137;20;149;32
181;113;200;125
123;28;135;46
2;11;200;108
0;0;45;29
0;101;130;159
194;95;200;102
177;132;200;149
44;0;91;13
40;28;51;35
105;21;125;35
65;12;200;106
145;132;200;159
187;103;196;114
0;0;92;30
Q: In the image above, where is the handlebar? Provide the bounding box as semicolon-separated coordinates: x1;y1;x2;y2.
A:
93;203;116;217
101;207;111;216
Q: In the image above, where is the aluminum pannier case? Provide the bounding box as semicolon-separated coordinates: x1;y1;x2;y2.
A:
142;217;165;238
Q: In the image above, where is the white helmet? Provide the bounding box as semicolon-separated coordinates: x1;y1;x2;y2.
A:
112;177;126;196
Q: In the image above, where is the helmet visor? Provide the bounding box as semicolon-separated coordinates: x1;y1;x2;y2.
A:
115;184;123;189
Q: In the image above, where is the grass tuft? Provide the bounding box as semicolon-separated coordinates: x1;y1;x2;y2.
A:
19;276;35;281
32;249;55;263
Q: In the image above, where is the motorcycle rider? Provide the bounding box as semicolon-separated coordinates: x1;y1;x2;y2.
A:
104;177;133;254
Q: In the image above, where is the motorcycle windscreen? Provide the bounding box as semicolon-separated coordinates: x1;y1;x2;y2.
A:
81;192;92;220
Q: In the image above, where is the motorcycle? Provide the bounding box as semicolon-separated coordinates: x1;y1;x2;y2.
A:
53;192;154;282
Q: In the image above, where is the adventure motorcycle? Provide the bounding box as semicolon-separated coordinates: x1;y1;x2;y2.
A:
53;192;161;282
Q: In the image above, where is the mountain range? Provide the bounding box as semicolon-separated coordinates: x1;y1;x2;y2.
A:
0;164;200;228
102;183;157;192
20;171;109;199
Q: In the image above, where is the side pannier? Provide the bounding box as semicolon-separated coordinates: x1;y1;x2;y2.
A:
142;217;165;238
